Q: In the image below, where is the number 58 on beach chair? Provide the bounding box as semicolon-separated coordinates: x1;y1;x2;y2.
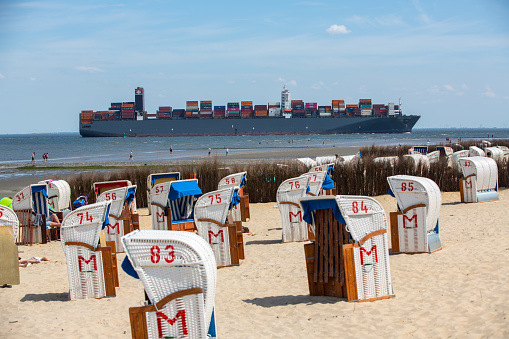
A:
122;230;218;339
194;187;244;267
218;171;250;223
458;157;499;203
61;201;118;300
299;195;394;302
387;175;442;254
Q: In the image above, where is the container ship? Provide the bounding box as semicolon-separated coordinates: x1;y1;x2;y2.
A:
79;87;420;137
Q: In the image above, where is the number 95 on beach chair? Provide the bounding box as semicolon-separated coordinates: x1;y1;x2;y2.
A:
61;201;118;300
387;175;442;254
458;157;499;203
299;195;394;302
277;175;311;243
122;230;217;339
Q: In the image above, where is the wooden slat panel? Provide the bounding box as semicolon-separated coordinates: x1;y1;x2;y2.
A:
304;243;317;296
342;244;358;302
228;225;240;266
129;307;148;339
235;221;245;260
97;247;116;297
131;213;140;231
389;212;400;253
106;241;119;287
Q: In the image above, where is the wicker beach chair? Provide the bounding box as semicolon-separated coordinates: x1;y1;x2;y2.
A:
306;164;336;195
403;154;430;171
194;187;244;267
484;147;504;162
93;180;138;213
458;157;499;203
149;180;173;231
12;184;48;245
299;195;394;302
277;175;311;243
217;171;250;223
61;201;117;300
0;205;20;241
97;185;137;253
39;179;71;214
146;172;180;216
167;179;202;232
469;146;485;157
387;175;442;254
451;150;469;169
122;230;217;339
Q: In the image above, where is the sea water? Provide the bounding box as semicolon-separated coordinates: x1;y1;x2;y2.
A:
1;128;508;165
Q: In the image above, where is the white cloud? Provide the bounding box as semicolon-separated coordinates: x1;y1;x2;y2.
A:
326;24;351;35
277;77;285;82
287;80;297;86
444;85;455;91
461;84;469;90
74;66;105;73
483;85;495;98
0;73;5;79
346;15;372;26
30;77;36;81
427;85;440;94
311;81;326;90
413;0;432;24
375;15;405;26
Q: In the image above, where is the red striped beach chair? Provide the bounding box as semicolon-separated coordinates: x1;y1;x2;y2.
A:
387;175;442;254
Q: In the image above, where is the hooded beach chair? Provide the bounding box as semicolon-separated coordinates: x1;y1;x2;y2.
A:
194;187;244;267
149;180;173;231
122;230;217;339
469;146;485;157
374;156;399;168
146;172;180;216
276;175;311;243
218;171;250;223
39;179;71;215
426;150;440;164
403;154;430;171
60;201;118;300
387;175;442;254
12;184;48;245
451;150;469;169
166;179;202;232
458;157;498;203
307;163;336;195
299;195;394;302
96;185;137;253
0;205;20;286
485;147;504;163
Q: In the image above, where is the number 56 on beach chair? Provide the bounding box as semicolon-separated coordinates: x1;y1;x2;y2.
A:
299;195;394;302
277;175;311;243
61;201;118;300
387;175;442;254
194;187;244;267
122;230;218;339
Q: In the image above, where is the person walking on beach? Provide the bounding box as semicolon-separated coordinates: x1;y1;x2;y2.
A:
208;147;211;156
226;148;229;156
170;146;173;155
129;150;133;161
31;152;35;164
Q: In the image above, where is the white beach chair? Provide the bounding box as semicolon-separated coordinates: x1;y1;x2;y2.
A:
168;179;202;232
484;147;504;163
315;155;337;165
451;150;469;169
39;179;71;214
374;156;399;167
276;175;311;243
387;175;442;253
146;172;180;216
297;157;317;167
93;180;138;213
469;146;485;157
149;180;173;231
426;150;440;164
97;185;137;253
436;146;453;158
496;146;509;166
307;163;336;195
304;171;328;196
408;146;428;155
122;230;217;339
12;184;48;245
218;171;250;223
458;157;498;203
299;195;394;302
194;187;244;267
0;205;20;241
403;154;430;171
61;201;117;300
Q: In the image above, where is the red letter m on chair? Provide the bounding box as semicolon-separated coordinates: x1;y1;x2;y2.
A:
156;211;165;222
360;246;378;265
106;222;120;235
156;310;188;337
78;255;97;271
403;214;418;229
208;230;224;243
465;179;472;188
289;210;302;222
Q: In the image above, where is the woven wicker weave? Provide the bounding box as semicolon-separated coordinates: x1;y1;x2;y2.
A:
61;201;112;300
0;205;20;240
195;187;235;267
122;230;217;335
218;172;246;190
277;175;310;243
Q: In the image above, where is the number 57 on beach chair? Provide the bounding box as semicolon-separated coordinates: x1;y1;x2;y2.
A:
61;201;118;300
387;175;442;254
299;195;394;302
122;230;218;339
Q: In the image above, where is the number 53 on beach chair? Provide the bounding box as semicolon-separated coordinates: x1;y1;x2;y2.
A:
299;195;394;302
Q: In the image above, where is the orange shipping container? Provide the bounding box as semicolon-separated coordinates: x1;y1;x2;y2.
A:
346;104;359;108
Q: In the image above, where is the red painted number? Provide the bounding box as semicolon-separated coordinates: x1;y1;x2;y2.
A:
464;161;471;167
208;193;222;205
16;192;25;202
155;185;164;194
76;212;93;224
401;182;414;191
0;208;3;218
312;174;317;181
289;181;301;189
225;177;236;185
315;167;323;171
150;245;175;263
105;192;117;201
352;201;368;214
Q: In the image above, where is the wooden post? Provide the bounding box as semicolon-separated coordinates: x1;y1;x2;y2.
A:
97;246;116;297
342;244;358;302
227;224;240;266
106;241;119;287
235;221;245;260
389;211;400;253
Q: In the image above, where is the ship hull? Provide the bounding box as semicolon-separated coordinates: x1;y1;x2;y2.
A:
80;115;420;137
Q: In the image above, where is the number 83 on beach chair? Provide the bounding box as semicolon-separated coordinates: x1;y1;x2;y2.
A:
299;195;394;302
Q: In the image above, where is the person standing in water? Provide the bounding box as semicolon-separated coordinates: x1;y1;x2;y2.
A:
129;150;133;161
170;146;173;155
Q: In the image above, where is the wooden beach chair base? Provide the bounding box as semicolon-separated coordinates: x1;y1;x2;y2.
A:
169;221;196;232
240;195;250;222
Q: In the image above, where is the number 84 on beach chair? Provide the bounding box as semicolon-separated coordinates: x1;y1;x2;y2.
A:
299;195;394;302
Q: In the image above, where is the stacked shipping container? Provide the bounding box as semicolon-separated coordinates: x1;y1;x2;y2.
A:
268;102;281;117
200;101;213;117
213;106;226;118
254;104;267;117
157;106;172;119
186;101;199;117
227;102;240;117
121;102;135;119
241;101;253;117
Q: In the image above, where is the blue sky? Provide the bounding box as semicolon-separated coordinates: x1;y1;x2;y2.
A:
0;0;508;133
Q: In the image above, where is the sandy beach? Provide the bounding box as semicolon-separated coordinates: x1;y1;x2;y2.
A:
1;170;508;338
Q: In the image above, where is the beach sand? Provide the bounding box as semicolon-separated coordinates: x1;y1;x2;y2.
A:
1;186;508;338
